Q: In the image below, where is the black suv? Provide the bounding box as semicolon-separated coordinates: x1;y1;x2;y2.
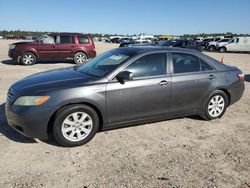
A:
160;39;202;52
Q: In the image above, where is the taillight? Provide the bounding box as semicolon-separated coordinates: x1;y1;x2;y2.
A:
237;73;245;81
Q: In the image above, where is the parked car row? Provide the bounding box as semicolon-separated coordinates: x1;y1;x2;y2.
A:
0;35;37;40
119;38;202;52
199;36;250;53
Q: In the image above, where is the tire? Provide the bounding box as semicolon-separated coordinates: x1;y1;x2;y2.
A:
219;47;227;53
73;52;87;65
209;45;215;51
19;52;36;65
200;90;228;120
53;104;99;147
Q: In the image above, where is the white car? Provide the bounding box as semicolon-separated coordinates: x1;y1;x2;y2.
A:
208;38;230;51
0;35;4;39
220;37;250;53
215;38;232;51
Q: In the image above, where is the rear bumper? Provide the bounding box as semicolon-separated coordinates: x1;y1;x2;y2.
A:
5;101;54;139
88;49;96;59
228;81;245;105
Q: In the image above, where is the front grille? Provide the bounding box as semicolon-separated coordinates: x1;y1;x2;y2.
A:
7;89;14;101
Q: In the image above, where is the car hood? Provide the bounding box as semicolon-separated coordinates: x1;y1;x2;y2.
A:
12;41;36;45
208;41;217;45
11;67;99;93
217;42;229;46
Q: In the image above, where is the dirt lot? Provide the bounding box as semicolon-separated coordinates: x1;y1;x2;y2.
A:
0;39;249;188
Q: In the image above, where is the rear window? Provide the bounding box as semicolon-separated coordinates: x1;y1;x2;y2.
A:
60;36;74;44
78;36;89;44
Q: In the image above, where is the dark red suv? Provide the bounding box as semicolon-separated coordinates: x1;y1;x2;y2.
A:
8;33;96;65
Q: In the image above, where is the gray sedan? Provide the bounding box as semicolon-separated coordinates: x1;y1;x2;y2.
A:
6;47;245;147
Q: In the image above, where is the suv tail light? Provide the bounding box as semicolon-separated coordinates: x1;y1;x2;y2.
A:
237;73;245;81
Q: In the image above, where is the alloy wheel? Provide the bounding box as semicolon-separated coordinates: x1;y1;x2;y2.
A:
75;52;87;64
23;54;35;64
208;95;225;118
61;112;93;142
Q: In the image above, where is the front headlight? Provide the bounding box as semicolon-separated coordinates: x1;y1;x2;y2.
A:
14;96;50;106
9;44;16;50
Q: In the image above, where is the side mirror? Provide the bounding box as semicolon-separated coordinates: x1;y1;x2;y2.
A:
116;71;133;84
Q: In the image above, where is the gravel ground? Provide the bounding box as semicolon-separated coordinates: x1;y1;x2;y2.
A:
0;39;249;188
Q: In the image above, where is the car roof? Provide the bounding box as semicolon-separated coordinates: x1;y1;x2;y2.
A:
117;46;200;54
47;32;88;36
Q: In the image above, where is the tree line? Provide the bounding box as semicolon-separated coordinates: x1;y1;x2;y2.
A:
0;30;249;38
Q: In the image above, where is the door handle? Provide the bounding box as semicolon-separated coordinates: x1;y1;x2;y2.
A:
159;80;168;86
208;75;216;80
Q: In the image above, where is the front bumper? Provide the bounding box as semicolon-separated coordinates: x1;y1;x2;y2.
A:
8;49;18;60
5;101;55;139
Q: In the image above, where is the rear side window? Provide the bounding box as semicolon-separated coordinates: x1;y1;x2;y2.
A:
186;40;195;46
60;36;74;44
172;53;214;74
173;41;184;47
200;59;214;71
78;36;89;44
124;53;167;78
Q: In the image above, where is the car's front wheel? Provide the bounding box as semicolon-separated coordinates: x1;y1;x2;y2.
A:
73;52;87;65
19;52;36;65
209;45;215;51
53;104;99;147
201;90;228;120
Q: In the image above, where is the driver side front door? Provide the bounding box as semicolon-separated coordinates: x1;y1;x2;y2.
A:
106;52;171;125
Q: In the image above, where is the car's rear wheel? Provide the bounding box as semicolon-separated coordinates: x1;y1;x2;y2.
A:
219;47;227;53
74;52;87;65
201;90;228;120
53;104;99;147
20;52;36;65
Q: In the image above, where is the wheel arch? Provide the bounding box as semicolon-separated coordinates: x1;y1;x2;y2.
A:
74;50;88;59
220;46;227;52
47;102;104;137
204;88;231;107
218;88;231;106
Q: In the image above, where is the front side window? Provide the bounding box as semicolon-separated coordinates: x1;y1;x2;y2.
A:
124;53;167;78
60;36;74;44
172;53;214;74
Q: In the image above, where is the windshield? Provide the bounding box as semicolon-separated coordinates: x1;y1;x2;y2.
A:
160;40;175;46
219;39;230;42
36;34;55;44
77;50;131;77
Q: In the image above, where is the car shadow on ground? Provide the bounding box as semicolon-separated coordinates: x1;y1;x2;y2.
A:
1;59;76;65
0;103;37;143
245;74;250;82
1;60;18;65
